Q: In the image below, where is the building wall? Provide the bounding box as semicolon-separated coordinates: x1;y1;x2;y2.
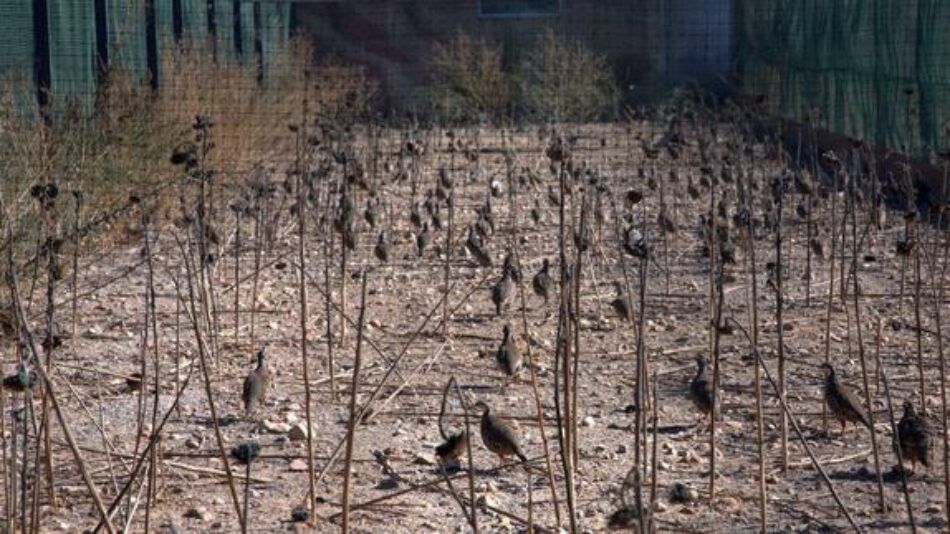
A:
293;0;670;112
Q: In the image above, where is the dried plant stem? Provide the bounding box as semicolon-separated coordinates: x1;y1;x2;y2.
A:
709;263;724;503
454;380;478;533
5;226;116;534
296;168;318;515
175;235;244;532
744;158;767;533
774;172;788;473
515;245;562;527
913;223;925;412
249;196;264;348
880;370;917;533
848;179;885;512
324;221;337;401
233;208;241;345
730;318;860;532
341;271;368;532
633;249;649;534
821;167;839;432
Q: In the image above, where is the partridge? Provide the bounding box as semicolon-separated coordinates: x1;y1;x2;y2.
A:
688;356;714;423
532;259;553;303
491;270;513;316
242;348;272;416
894;400;930;474
475;401;527;464
821;363;870;434
495;324;523;377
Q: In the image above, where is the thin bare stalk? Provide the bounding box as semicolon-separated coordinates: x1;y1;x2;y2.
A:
341;271;368;532
729;318;860;532
848;176;885;512
296;162;318;515
880;370;917;533
5;225;116;534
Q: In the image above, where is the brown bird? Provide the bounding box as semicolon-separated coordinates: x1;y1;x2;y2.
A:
821;363;870;434
475;401;527;464
809;237;825;260
416;221;430;257
610;281;632;322
465;227;492;267
374;230;391;263
532;258;553;303
502;251;522;283
435;430;469;466
491;270;513;316
242;348;272;416
894;400;930;474
495;324;522;377
688;356;714;423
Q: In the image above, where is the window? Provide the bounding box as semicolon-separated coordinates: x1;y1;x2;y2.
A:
479;0;560;17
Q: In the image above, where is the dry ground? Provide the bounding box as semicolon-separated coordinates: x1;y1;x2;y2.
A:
2;122;948;533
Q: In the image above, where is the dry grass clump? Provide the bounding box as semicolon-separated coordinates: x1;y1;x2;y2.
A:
518;29;619;122
428;29;618;123
429;31;513;124
0;34;377;253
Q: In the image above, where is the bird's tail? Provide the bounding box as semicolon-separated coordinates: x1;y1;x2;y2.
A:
517;452;528;463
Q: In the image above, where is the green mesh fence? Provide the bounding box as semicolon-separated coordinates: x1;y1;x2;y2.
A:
738;0;950;159
260;3;291;83
47;0;96;109
0;1;293;110
109;0;148;78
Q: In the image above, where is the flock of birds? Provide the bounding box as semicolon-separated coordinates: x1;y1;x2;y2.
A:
0;105;941;530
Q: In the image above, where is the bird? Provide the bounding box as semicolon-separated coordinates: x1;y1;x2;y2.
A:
375;230;391;263
475;401;527;465
364;199;380;228
465;227;492;267
416;222;430;257
435;430;468;466
502;252;522;283
719;239;736;265
495;324;522;377
242;348;272;416
688;356;714;423
894;400;930;474
821;363;871;434
2;361;36;392
896;238;916;257
809;237;825;260
532;258;553;304
530;203;542;226
491;270;513;316
610;281;632;322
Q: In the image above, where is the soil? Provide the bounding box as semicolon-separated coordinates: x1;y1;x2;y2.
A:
2;122;946;533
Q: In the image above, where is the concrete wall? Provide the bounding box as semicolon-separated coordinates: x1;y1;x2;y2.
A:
293;0;669;112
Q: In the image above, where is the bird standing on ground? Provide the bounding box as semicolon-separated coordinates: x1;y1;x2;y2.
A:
495;324;522;378
688;356;714;423
532;258;553;304
491;269;513;316
895;400;930;474
610;281;632;323
243;348;272;416
821;363;870;434
502;251;522;283
416;222;430;257
375;230;391;263
475;401;527;465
